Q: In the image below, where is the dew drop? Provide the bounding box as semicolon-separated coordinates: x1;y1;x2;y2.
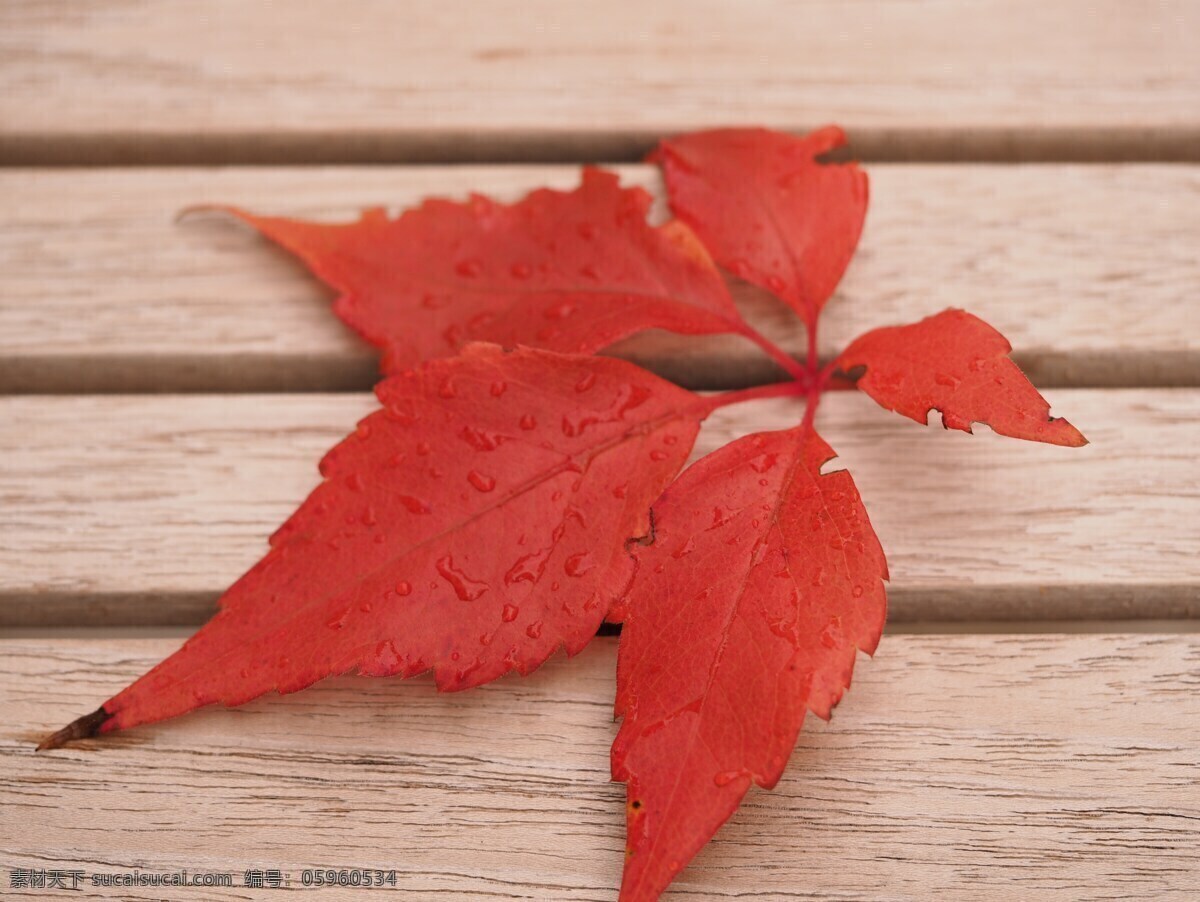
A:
575;372;596;393
671;537;695;559
766;274;786;293
455;259;482;277
820;620;842;649
545;301;576;320
934;372;961;388
360;601;373;613
395;581;412;596
650;449;669;462
751;453;779;473
356;421;372;440
459;425;501;452
562;411;601;436
510;262;533;279
852;584;865;598
490;380;508;397
468;470;496;492
436;556;488;601
361;506;378;526
526;621;543;639
416;441;431;456
502;604;520;623
612;483;627;499
399;495;430;514
438;378;458;399
519;413;537;430
714;769;749;787
564;552;594;577
345;472;366;492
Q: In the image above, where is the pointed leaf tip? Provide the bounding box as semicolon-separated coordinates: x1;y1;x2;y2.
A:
37;707;109;751
837;309;1088;447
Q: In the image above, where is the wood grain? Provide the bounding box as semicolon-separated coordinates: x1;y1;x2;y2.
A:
1;389;1195;627
1;1;1197;163
2;164;1198;393
2;635;1197;899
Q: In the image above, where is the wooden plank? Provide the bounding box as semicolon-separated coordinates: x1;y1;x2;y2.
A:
1;389;1196;628
1;1;1197;164
2;164;1198;393
2;635;1197;899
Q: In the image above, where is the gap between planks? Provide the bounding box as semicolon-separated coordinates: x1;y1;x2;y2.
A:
1;634;1197;899
4;620;1200;643
5;126;1200;167
2;0;1198;166
1;389;1196;628
2;164;1198;393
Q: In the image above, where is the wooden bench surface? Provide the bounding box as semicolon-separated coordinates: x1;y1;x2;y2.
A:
2;164;1197;392
2;0;1198;163
4;635;1198;899
2;2;1198;899
2;389;1197;627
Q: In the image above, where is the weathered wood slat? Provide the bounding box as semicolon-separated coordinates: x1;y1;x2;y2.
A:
2;165;1197;393
3;635;1197;899
1;1;1197;164
1;389;1195;627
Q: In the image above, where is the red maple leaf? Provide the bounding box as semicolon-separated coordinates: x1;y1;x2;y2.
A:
612;426;887;901
39;345;710;745
608;127;1084;901
213;167;790;376
835;308;1088;446
38;126;1088;902
652;126;868;328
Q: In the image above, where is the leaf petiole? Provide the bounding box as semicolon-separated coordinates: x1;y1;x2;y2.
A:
702;380;808;413
740;324;808;382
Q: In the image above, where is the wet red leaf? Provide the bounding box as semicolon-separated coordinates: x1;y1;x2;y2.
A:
652;126;868;325
612;426;887;902
38;125;1090;902
40;346;706;745
219;168;752;374
836;309;1087;446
